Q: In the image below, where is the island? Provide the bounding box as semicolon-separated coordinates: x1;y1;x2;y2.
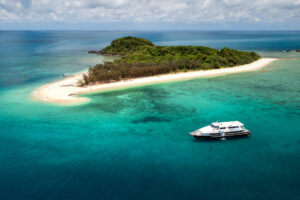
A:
33;37;278;105
82;37;261;85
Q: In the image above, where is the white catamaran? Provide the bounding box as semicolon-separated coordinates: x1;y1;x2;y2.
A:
190;121;250;139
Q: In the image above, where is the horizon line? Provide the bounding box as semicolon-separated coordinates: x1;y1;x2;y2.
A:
1;29;300;31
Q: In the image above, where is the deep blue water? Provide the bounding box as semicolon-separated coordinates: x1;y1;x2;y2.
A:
0;31;299;200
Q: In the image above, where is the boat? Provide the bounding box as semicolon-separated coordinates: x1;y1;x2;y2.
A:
190;121;250;139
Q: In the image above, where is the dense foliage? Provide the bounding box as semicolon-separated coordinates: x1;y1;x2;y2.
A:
82;37;260;85
100;36;154;55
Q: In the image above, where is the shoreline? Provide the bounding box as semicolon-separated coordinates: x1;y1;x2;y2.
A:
32;58;278;105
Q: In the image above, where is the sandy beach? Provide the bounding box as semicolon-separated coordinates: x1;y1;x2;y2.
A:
32;58;278;105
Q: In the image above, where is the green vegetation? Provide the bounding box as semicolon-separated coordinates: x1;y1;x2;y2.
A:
82;37;260;85
100;36;154;55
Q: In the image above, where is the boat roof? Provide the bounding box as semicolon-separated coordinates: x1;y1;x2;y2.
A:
211;121;243;127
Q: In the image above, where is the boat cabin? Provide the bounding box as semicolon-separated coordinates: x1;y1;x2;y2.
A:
211;121;244;131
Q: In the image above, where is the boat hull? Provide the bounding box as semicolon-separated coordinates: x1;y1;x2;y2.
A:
193;131;251;139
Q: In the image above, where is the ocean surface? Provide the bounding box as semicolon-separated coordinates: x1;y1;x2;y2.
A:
0;31;299;200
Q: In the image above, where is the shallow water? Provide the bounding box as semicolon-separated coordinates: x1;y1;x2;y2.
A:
0;31;299;200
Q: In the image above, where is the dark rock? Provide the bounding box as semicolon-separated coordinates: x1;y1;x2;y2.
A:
88;51;99;54
296;49;300;52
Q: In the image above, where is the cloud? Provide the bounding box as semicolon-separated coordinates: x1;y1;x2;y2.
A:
0;0;299;25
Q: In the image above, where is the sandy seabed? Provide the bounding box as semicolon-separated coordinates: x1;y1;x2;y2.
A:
32;58;278;105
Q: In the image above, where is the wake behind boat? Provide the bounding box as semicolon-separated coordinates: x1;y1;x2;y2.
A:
190;121;250;139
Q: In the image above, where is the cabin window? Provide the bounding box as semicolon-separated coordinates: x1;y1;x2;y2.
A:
229;126;239;129
220;127;226;129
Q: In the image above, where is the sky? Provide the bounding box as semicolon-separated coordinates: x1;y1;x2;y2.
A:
0;0;300;30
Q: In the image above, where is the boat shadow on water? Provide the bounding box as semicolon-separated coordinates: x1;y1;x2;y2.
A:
191;135;251;143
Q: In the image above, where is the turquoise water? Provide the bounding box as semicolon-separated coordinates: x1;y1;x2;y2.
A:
0;31;299;199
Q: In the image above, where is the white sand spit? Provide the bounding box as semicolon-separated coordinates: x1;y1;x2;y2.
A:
33;58;278;105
